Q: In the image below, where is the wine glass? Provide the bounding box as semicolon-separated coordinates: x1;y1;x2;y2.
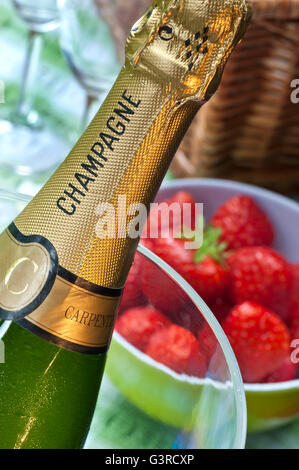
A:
0;189;247;449
58;0;120;133
10;0;60;128
0;0;69;176
87;244;247;449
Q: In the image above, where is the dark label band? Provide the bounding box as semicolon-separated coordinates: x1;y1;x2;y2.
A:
16;318;109;355
57;265;122;298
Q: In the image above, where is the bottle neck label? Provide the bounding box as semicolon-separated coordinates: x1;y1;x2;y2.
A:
0;223;121;354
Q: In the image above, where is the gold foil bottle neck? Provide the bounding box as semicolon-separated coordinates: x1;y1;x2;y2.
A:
126;0;251;103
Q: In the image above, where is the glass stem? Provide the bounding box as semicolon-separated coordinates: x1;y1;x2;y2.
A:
81;94;96;132
16;30;42;118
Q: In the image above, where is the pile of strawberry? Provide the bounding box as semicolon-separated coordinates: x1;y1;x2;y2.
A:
116;191;299;384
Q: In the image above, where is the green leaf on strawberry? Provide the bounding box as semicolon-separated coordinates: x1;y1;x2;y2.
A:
177;219;227;265
193;226;227;264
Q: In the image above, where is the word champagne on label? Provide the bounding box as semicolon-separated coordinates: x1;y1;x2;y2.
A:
0;0;250;448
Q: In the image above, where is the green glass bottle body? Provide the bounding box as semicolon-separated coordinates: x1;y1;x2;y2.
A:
0;322;105;448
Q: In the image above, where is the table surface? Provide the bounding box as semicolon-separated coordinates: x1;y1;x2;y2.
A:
84;375;299;449
0;0;298;449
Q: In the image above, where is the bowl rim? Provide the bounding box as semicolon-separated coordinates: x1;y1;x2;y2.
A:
160;177;299;213
0;188;30;202
160;177;299;393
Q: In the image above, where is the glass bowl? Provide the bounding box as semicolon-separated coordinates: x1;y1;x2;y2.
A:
0;190;246;449
157;178;299;433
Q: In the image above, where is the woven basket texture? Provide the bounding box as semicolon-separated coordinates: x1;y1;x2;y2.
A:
96;0;299;192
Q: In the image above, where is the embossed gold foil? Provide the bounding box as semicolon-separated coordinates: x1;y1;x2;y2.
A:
0;0;251;352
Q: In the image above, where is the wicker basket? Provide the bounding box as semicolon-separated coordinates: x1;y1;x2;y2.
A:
171;0;299;193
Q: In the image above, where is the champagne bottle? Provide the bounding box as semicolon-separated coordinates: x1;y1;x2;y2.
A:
0;0;250;448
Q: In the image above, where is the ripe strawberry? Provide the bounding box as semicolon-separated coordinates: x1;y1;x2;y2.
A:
197;300;233;363
290;324;299;372
141;237;193;321
286;305;299;372
141;266;202;333
148;236;194;273
289;306;299;345
141;240;229;334
211;195;274;250
180;224;230;302
222;301;290;383
141;191;196;247
209;297;233;323
115;306;171;352
146;324;206;377
292;264;299;298
197;323;218;362
286;264;299;323
166;190;196;205
141;236;201;331
167;190;197;232
228;246;293;319
143;221;230;303
183;256;230;303
118;253;146;313
263;357;295;383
